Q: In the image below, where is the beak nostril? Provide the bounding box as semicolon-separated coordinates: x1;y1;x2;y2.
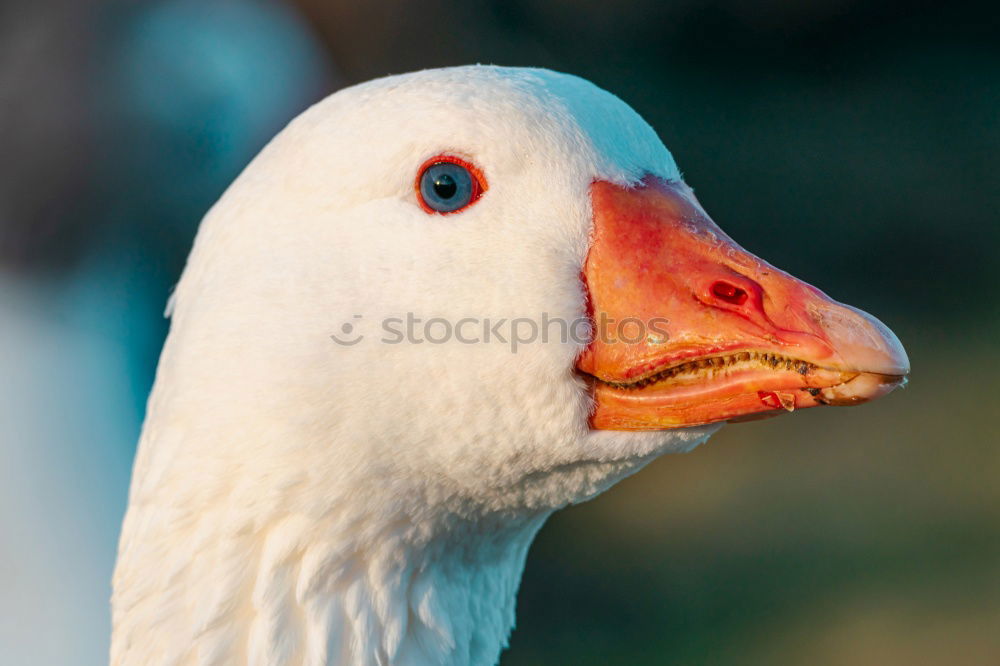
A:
711;280;749;306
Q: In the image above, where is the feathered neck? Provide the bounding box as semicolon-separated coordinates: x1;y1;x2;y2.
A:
112;464;550;666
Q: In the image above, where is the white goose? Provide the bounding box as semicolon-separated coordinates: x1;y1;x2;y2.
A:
111;65;908;666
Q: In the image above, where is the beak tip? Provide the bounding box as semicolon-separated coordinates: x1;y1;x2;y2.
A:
815;302;909;378
819;370;908;406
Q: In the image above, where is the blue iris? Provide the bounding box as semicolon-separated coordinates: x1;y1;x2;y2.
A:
420;162;474;212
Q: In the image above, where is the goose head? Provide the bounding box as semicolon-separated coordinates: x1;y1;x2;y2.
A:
112;66;908;666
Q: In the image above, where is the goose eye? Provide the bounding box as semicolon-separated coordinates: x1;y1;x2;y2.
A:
416;157;485;214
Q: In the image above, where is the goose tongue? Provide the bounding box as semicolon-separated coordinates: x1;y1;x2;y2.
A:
576;176;908;431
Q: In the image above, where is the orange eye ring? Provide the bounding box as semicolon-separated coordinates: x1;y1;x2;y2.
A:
415;155;488;214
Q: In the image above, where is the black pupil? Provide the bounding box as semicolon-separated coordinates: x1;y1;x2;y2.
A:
433;174;458;199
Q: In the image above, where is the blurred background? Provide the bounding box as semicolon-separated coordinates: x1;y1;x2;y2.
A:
0;0;996;663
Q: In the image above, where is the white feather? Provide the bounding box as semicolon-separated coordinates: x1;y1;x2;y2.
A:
112;65;719;666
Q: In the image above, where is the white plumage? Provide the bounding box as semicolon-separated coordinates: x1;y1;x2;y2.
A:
113;65;810;665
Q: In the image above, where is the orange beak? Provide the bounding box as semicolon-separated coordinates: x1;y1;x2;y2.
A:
576;176;909;430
